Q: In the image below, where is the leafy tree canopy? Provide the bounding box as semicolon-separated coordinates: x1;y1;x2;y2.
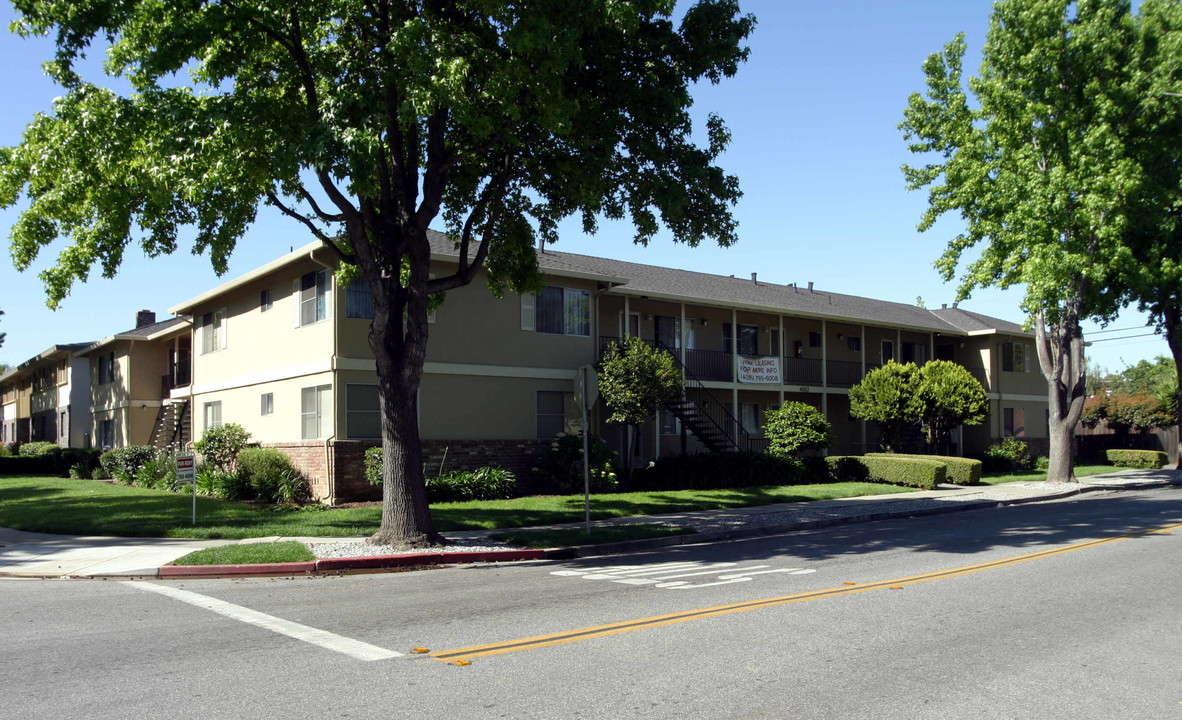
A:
763;401;831;458
599;336;684;428
912;359;988;451
849;361;920;452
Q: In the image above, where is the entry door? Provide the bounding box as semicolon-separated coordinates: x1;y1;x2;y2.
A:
881;340;895;364
654;315;680;350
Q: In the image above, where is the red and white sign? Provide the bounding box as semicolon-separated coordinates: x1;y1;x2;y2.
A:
176;452;196;485
737;356;782;384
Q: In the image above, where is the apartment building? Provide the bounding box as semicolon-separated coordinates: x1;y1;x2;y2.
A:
0;343;93;447
78;311;192;450
164;232;1048;502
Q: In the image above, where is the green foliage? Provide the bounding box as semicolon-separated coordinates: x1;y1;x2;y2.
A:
849;362;920;451
866;453;982;486
426;467;518;504
529;433;620;495
826;456;946;490
134;452;179;492
1081;392;1174;431
61;447;102;478
194;423;252;472
912;360;988;451
99;445;156;484
196;465;252;501
598;337;685;428
0;444;10;457
18;441;60;457
763;402;832;457
364;446;383;486
1105;449;1167;469
631;452;817;492
982;438;1036;473
236;447;309;504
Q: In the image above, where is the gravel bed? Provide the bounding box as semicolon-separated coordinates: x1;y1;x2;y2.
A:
309;538;525;559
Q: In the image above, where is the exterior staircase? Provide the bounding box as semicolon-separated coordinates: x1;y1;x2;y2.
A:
149;400;191;451
601;337;758;454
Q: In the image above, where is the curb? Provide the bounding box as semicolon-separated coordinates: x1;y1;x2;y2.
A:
156;548;551;579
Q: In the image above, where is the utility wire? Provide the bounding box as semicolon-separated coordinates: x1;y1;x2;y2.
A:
1088;332;1161;343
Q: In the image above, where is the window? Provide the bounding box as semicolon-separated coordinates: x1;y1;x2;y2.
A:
296;269;330;327
740;403;761;435
201;309;226;354
203;401;222;432
301;385;332;439
793;340;804;358
901;341;928;365
60;412;67;438
1003;407;1026;438
346;278;375;319
659;406;681;435
260;289;273;312
768;328;780;357
97;351;117;384
846;336;861;352
881;340;895;363
1001;342;1030;373
537;390;574;439
808;331;822;348
723;323;760;355
98;419;116;449
260;393;274;416
654;316;680;350
522;287;590;336
346;384;381;439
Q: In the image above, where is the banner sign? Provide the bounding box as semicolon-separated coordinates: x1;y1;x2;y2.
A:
737;356;782;384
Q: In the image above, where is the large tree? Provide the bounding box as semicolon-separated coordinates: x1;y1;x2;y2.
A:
912;360;988;454
0;1;754;546
901;0;1147;482
1121;0;1182;468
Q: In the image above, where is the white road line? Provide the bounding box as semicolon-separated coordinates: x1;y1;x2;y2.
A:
124;581;402;662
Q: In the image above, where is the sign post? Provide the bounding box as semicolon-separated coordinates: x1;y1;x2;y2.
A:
176;452;197;526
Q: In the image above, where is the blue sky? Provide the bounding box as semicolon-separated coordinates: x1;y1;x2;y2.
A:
0;0;1169;373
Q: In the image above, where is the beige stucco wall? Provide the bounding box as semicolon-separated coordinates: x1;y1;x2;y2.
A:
190;370;335;444
419;373;577;440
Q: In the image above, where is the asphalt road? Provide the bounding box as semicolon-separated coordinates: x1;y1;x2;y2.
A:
3;486;1180;719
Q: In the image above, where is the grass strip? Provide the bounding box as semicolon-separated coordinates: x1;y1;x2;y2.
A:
170;541;316;566
490;524;695;549
979;465;1114;485
0;476;915;539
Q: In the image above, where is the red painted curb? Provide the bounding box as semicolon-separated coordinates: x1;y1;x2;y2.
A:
315;553;446;571
159;561;317;578
434;549;548;564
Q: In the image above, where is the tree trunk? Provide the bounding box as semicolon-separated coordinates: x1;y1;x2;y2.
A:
365;237;445;548
1162;304;1182;470
1034;309;1088;483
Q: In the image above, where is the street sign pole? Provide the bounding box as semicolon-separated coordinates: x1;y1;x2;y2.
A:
581;367;591;536
176;452;197;526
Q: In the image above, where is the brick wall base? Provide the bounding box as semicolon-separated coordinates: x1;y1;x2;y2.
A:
266;438;550;504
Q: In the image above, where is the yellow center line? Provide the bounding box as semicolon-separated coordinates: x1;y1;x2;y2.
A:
431;521;1181;662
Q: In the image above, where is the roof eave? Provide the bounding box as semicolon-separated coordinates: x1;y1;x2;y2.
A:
169;241;329;314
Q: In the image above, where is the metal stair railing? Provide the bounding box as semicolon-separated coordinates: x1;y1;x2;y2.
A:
599;336;758;453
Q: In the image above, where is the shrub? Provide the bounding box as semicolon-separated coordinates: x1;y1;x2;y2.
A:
0;455;58;475
61;448;103;479
427;466;518;503
826;455;946;490
236;447;308;503
195;465;253;500
100;445;157;484
982;438;1035;473
0;444;11;457
18;441;61;457
1105;449;1167;469
135;453;180;492
529;433;620;495
764;402;832;457
865;453;982;486
1035;455;1050;470
631;451;818;491
364;445;383;485
194;423;252;472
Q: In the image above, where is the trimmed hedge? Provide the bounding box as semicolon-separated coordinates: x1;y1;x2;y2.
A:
827;455;947;490
0;455;59;475
1105;449;1167;469
865;453;982;486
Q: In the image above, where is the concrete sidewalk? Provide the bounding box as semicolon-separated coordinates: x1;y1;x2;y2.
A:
1;468;1176;579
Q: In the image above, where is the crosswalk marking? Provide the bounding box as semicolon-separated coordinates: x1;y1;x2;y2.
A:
551;561;817;589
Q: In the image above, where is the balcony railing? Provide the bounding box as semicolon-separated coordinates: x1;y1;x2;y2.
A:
782;357;823;386
825;359;863;388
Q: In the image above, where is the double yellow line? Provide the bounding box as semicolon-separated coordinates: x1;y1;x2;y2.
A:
432;521;1179;663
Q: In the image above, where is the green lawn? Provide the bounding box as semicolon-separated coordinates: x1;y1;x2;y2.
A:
0;475;916;539
171;541;316;566
979;464;1116;485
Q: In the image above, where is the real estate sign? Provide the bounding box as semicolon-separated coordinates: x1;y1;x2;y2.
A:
737;356;781;384
176;452;196;484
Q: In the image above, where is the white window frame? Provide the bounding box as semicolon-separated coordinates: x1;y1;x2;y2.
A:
522;286;590;337
260;288;273;312
294;270;331;328
1001;342;1030;373
301;385;332;440
203;401;222;432
260;393;274;417
200;309;227;354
